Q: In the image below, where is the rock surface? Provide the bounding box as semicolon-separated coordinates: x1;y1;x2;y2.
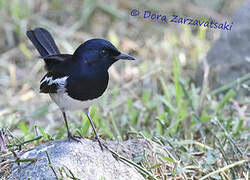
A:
195;2;250;89
6;138;144;180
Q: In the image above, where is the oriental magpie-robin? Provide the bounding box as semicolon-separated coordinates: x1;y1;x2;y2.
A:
26;28;135;150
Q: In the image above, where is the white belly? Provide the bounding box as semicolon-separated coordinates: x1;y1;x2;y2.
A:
50;92;99;111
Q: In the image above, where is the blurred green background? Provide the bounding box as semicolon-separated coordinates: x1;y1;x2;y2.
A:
0;0;249;179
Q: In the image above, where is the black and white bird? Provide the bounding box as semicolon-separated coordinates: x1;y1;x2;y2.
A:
26;28;135;150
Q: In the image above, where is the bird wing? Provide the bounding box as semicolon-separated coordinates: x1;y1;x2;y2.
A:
43;54;73;71
40;73;107;101
40;72;68;93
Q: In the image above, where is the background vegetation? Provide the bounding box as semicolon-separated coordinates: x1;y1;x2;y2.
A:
0;0;249;179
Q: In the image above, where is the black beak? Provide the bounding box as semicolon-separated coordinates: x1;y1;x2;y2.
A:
115;53;135;60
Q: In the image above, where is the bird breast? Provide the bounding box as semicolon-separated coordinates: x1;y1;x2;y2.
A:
50;92;100;111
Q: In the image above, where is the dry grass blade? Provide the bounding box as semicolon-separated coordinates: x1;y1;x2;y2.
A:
200;159;250;180
103;144;157;180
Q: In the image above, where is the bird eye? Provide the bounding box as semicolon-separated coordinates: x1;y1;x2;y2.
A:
100;49;109;57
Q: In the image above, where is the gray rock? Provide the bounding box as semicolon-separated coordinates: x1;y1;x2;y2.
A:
195;2;250;89
6;138;144;180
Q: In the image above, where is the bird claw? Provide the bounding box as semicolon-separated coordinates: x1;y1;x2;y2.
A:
94;136;105;151
67;131;105;151
67;132;82;143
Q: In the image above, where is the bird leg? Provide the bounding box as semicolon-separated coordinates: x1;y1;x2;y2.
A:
86;109;104;150
62;111;81;142
0;130;6;151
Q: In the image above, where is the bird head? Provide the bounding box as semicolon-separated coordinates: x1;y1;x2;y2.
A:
73;39;135;69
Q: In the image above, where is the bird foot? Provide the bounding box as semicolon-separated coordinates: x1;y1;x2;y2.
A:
94;136;105;151
67;132;82;143
67;132;105;150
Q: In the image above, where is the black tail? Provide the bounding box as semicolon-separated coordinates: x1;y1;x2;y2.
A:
26;28;60;57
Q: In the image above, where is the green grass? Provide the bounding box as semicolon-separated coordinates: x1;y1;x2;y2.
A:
0;0;249;179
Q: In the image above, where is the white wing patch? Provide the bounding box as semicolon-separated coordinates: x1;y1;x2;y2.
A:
40;76;68;92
